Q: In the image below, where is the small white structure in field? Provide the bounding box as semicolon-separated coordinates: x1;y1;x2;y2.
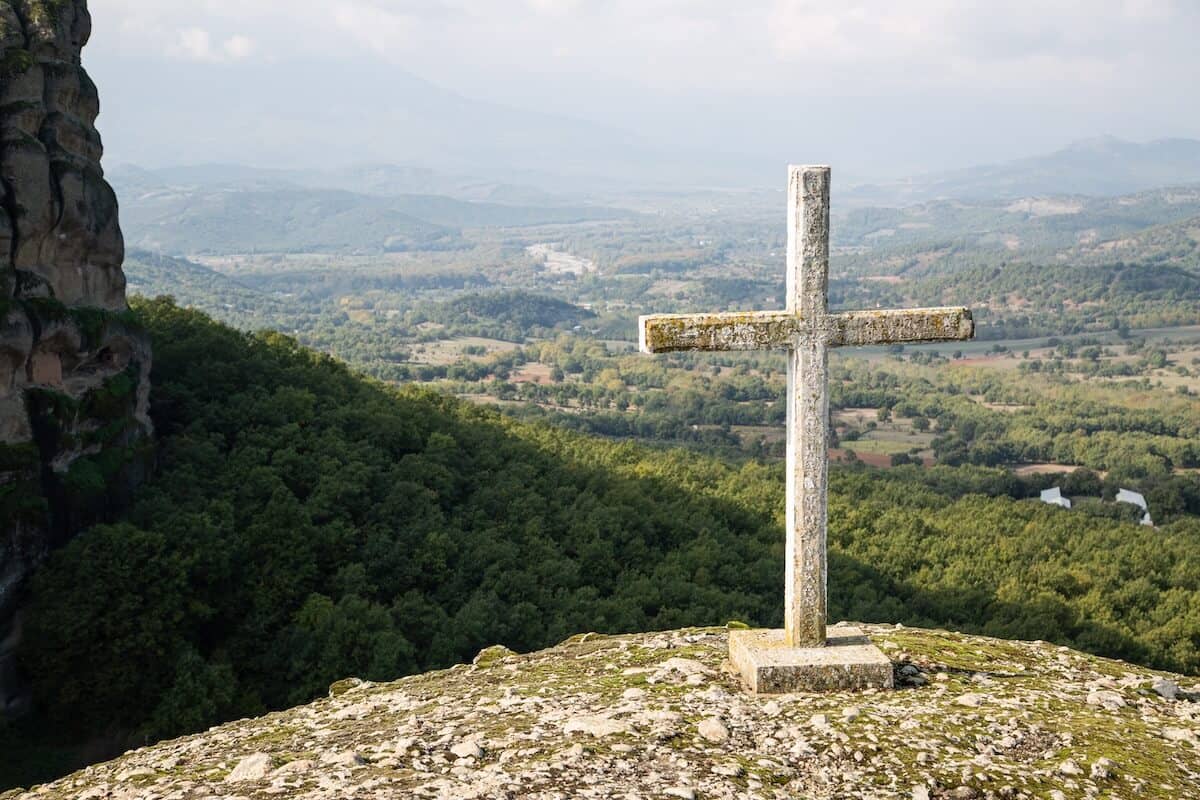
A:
1040;487;1071;509
1116;489;1153;526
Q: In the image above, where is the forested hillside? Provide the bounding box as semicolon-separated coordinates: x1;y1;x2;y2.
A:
5;299;1199;788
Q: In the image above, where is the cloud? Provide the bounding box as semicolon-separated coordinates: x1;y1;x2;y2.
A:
91;0;1198;92
169;27;256;63
331;2;415;57
223;35;256;61
526;0;579;14
84;0;1200;174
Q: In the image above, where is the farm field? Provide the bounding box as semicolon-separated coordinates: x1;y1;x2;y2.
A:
406;337;521;365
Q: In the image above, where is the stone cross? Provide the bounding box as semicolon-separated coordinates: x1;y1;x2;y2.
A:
640;165;974;650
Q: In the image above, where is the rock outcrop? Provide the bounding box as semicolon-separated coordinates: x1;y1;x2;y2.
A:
0;0;151;712
13;625;1199;799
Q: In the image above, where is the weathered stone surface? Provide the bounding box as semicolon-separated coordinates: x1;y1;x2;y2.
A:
472;643;517;666
640;310;803;353
697;716;730;742
225;752;273;782
638;307;974;354
640;166;974;656
0;0;152;716
729;626;895;694
449;740;484;759
832;307;974;347
1154;677;1180;700
563;713;631;737
12;625;1200;800
2;1;125;310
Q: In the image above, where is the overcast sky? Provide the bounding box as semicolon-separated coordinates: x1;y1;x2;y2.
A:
85;0;1200;184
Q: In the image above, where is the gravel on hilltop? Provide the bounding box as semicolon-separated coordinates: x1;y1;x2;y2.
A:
8;624;1199;800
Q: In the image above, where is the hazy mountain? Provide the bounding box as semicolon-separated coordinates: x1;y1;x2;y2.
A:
836;183;1200;248
108;163;575;207
845;137;1200;205
833;183;1200;276
97;58;754;191
117;187;461;255
111;170;635;255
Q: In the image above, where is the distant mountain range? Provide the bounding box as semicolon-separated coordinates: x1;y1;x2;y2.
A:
99;59;748;192
836;183;1200;247
110;163;576;207
111;167;634;255
844;137;1200;206
118;135;1200;213
112;137;1200;258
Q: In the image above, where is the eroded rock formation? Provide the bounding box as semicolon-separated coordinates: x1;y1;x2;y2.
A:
0;0;152;712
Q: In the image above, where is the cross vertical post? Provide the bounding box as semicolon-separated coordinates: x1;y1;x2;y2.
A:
786;166;831;648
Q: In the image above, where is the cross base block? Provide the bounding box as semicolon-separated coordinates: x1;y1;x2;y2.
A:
729;626;894;693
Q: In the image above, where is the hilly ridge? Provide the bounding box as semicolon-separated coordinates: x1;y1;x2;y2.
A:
5;299;1199;789
835;183;1200;271
113;175;634;255
122;251;286;326
845;138;1200;206
1070;213;1200;268
109;163;577;206
11;625;1200;800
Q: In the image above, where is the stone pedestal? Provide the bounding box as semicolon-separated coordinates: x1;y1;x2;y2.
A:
729;625;894;693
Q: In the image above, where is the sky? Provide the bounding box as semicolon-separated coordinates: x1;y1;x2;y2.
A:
84;0;1200;186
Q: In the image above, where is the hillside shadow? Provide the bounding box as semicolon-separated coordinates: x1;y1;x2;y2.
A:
0;299;1176;790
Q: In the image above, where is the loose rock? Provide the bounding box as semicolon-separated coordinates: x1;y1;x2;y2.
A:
697;717;730;742
564;714;631;738
664;788;696;800
15;625;1200;800
1153;678;1180;700
1086;690;1126;709
450;740;484;759
225;753;273;782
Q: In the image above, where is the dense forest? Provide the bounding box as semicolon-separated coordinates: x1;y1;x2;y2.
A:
4;299;1198;788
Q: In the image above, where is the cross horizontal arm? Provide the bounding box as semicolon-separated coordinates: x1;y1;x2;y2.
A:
640;306;973;353
639;311;800;353
830;307;973;347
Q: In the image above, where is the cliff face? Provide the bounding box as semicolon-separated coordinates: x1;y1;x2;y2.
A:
11;625;1198;800
0;0;151;705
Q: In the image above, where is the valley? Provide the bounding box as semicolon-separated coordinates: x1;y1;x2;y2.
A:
9;154;1200;789
118;174;1200;503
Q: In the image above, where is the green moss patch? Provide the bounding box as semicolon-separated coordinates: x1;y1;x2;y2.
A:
0;48;33;79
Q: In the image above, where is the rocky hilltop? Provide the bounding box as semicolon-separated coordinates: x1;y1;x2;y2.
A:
0;0;151;707
13;625;1198;800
